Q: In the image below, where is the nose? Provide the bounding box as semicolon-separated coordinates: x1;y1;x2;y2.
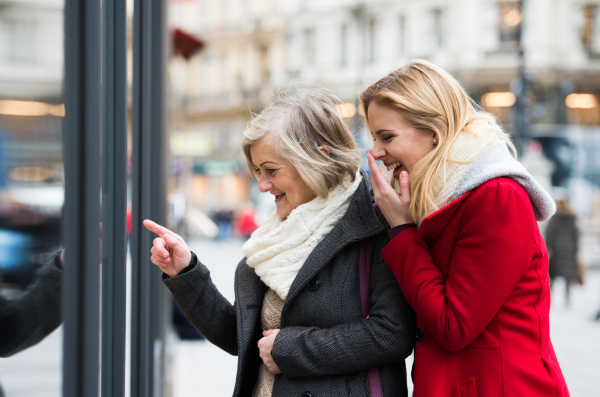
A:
258;174;273;193
371;141;386;161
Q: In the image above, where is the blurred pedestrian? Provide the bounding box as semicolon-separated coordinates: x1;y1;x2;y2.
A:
364;60;569;396
234;204;257;240
545;198;580;305
144;84;415;397
212;209;233;241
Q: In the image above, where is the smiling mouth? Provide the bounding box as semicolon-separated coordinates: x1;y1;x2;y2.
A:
386;162;403;173
274;193;286;201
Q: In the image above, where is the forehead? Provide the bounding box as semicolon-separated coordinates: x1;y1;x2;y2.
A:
367;102;407;134
250;139;281;166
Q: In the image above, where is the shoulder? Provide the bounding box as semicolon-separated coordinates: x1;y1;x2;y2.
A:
468;177;530;205
459;177;536;228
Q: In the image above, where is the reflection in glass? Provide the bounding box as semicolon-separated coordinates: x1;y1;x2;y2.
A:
0;0;64;396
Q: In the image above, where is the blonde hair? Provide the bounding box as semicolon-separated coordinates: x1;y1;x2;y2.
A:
242;84;361;198
360;59;516;222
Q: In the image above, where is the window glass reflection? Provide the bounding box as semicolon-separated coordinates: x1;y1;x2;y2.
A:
0;1;64;396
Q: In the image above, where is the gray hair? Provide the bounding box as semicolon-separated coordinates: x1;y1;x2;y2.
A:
242;84;361;198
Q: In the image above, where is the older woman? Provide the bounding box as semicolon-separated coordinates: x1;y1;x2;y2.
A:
363;60;569;397
144;85;415;397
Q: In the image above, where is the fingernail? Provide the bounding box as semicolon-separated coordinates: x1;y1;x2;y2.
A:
400;171;407;179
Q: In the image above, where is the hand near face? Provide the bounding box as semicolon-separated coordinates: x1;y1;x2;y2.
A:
258;329;281;375
143;220;192;278
367;150;413;227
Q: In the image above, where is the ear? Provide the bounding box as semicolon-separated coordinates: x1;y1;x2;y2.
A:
318;145;330;157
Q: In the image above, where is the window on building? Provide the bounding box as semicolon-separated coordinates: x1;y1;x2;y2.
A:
1;17;37;64
432;9;444;49
304;27;315;66
340;24;348;66
582;3;599;56
399;15;406;54
220;0;229;28
498;2;521;51
368;18;376;63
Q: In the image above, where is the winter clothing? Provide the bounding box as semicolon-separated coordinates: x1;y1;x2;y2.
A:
252;289;284;397
163;171;416;397
546;204;579;281
0;252;63;357
0;252;63;396
382;140;569;396
243;171;362;300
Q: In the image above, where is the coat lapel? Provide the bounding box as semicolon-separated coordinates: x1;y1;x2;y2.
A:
418;190;473;245
283;172;385;309
235;258;267;347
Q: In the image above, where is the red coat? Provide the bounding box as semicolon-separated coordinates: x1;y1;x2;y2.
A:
382;178;569;397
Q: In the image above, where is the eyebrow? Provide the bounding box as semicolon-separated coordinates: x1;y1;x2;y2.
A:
259;161;278;167
374;129;395;135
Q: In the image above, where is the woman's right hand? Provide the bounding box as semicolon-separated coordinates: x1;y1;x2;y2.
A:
366;150;413;227
143;220;192;278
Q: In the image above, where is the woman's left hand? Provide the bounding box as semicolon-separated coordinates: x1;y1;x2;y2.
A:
258;329;281;375
366;150;413;227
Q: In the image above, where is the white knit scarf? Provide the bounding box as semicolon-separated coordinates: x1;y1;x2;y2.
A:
243;171;362;300
418;120;504;224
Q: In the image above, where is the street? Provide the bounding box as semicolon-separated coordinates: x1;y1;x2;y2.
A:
1;238;599;396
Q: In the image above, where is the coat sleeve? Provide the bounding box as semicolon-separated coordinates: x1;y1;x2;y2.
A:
0;252;63;358
271;234;416;378
382;179;535;352
162;252;238;356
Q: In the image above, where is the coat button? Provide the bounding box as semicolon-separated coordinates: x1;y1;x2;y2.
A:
301;392;313;397
416;328;424;342
307;278;320;291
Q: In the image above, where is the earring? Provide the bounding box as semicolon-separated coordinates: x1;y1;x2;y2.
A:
433;138;438;144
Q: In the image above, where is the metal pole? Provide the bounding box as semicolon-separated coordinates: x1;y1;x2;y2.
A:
62;0;101;395
131;0;169;395
101;0;128;394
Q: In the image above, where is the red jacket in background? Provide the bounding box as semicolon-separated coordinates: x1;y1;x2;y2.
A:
382;178;569;397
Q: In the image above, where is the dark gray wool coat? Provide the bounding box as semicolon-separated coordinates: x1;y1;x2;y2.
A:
163;172;416;397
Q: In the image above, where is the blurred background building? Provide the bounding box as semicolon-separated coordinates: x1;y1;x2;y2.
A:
168;0;600;264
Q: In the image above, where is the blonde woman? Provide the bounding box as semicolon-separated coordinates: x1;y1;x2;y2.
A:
363;61;570;396
145;85;415;397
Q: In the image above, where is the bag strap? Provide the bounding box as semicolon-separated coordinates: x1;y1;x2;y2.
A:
359;202;383;397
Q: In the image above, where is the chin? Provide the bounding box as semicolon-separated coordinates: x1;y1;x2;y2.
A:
276;204;292;218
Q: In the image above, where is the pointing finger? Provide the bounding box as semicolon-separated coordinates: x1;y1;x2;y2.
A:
143;219;181;240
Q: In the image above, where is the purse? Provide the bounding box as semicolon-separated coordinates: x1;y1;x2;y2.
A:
358;203;384;397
